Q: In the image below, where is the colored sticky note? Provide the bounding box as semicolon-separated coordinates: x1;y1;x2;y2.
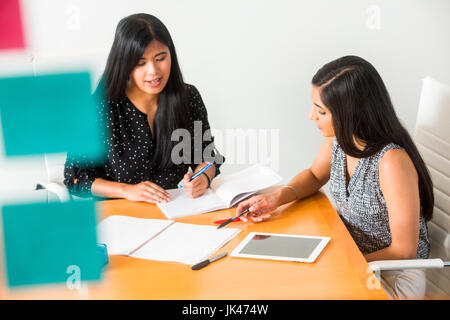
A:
0;72;106;164
0;0;26;50
1;200;102;287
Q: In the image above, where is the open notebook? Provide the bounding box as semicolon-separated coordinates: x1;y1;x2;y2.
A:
97;215;240;265
157;164;282;219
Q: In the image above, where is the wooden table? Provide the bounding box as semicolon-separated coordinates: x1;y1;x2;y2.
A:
0;192;388;299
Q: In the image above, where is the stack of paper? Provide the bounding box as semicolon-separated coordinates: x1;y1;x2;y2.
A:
97;215;240;265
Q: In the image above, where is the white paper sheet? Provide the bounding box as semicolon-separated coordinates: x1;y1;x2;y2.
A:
157;188;227;219
213;164;282;206
156;164;282;219
97;215;174;255
130;222;240;265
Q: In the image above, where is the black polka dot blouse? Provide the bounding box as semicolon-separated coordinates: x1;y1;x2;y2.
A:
64;84;224;198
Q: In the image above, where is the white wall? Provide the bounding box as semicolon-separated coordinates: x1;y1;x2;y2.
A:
1;0;450;201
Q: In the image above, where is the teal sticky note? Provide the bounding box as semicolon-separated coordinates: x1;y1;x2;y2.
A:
0;72;106;163
1;200;102;287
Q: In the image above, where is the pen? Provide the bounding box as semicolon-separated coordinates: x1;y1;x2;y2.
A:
217;208;250;229
192;252;227;270
178;162;213;189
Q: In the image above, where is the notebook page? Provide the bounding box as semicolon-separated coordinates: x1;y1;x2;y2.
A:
130;222;240;265
212;164;282;206
97;215;174;255
157;188;227;219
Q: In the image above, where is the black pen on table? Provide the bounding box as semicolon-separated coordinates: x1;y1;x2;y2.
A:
217;208;250;229
192;252;227;270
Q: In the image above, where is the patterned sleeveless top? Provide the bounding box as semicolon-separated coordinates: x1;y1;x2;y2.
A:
329;139;430;258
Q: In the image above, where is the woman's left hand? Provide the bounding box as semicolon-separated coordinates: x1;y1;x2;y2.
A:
182;173;208;198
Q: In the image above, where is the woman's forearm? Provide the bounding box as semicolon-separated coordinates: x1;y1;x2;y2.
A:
365;245;417;262
91;178;127;199
275;168;325;207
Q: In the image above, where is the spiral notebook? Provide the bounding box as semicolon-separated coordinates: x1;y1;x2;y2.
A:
158;164;282;219
97;215;240;265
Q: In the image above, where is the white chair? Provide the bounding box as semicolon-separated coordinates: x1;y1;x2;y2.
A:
36;153;70;202
31;49;107;203
369;76;450;298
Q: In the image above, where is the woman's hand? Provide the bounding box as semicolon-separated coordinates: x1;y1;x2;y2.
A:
121;181;171;204
235;192;281;223
181;173;209;198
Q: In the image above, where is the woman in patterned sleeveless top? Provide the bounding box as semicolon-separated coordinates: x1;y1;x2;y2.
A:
236;56;434;299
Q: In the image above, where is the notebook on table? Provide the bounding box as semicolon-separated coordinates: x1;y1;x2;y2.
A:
97;215;240;265
157;164;282;219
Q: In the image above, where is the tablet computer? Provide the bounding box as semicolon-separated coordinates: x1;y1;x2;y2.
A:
230;232;330;263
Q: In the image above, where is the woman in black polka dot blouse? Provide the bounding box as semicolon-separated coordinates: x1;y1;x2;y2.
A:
64;13;224;203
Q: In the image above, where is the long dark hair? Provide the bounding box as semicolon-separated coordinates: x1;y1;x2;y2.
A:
312;55;434;221
97;13;189;169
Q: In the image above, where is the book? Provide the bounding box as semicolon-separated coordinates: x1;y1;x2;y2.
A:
157;164;282;219
97;215;240;265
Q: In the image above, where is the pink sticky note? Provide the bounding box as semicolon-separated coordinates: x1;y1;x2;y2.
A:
0;0;25;50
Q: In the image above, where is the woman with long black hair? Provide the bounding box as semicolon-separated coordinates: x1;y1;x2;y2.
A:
64;13;224;202
236;56;433;299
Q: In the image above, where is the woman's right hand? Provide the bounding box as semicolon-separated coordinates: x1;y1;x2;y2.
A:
235;193;281;223
121;181;171;204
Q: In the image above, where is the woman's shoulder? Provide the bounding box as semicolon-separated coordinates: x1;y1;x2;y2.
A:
380;142;404;153
89;94;109;120
184;83;207;114
95;95;129;115
379;147;417;181
376;143;407;166
377;147;419;210
184;83;202;102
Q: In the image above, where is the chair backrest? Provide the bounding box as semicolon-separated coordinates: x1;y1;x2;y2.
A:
44;153;67;184
414;76;450;298
44;153;68;201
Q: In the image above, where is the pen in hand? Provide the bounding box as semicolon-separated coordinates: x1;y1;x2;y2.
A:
217;208;250;229
179;162;213;189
